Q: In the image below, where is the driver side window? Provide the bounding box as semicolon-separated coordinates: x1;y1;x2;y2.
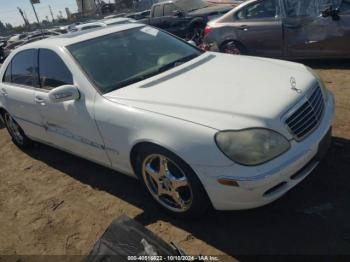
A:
341;0;350;12
237;0;278;20
38;49;73;90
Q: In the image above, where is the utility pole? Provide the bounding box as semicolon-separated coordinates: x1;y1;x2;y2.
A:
49;5;55;22
82;0;85;17
29;0;44;34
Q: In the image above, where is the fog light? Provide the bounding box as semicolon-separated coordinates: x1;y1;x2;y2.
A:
217;178;239;187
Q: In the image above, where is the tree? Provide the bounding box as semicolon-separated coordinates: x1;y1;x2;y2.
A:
0;20;7;34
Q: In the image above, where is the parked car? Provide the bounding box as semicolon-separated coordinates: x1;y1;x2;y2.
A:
0;23;334;218
2;31;60;60
207;0;244;5
139;0;233;43
7;33;28;44
203;0;350;59
70;18;136;32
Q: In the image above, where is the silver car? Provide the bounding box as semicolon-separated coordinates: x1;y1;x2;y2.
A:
203;0;350;59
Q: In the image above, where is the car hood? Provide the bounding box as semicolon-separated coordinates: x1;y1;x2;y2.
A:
104;53;316;136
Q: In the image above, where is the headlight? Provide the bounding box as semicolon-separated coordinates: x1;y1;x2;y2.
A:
306;66;328;102
215;129;290;166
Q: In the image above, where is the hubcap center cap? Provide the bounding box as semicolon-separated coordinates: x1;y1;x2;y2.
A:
162;177;172;191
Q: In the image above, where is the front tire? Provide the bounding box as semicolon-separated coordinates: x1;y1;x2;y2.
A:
135;145;210;218
3;112;33;148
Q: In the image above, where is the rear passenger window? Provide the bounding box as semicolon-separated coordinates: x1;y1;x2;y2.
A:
153;5;163;17
237;0;277;19
11;49;36;86
38;49;73;90
2;62;12;83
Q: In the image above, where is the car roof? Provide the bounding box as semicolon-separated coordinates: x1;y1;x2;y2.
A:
102;17;134;25
14;23;145;51
75;21;106;29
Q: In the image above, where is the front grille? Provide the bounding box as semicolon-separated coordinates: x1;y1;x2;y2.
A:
286;86;325;140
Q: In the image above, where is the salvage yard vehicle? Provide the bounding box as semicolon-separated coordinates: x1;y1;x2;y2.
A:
203;0;350;59
70;18;136;32
139;0;233;43
0;23;335;218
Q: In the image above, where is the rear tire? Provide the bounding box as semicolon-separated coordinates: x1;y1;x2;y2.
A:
221;41;246;55
3;111;33;148
186;24;205;45
135;144;211;219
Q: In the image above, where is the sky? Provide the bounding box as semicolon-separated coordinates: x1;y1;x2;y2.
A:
0;0;79;26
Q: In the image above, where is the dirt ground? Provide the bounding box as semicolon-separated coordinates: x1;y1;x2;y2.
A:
0;60;350;261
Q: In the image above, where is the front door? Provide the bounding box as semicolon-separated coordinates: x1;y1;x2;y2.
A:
232;0;283;58
283;0;350;58
34;48;110;166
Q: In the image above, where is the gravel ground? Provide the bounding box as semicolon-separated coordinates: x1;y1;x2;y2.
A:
0;59;350;261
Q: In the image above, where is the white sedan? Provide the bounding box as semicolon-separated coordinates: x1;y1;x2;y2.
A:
0;23;335;218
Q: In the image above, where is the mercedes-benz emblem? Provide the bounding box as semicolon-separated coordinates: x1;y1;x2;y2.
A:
290;77;302;93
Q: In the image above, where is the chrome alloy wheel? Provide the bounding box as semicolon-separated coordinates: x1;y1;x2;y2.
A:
4;113;24;145
142;154;193;212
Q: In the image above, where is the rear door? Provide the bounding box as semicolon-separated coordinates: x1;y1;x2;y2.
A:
0;49;47;141
232;0;283;58
283;0;349;58
337;0;350;55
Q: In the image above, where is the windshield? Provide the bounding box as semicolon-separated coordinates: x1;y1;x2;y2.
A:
175;0;208;11
68;26;202;94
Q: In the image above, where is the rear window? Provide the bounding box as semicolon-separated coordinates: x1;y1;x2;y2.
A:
153;5;163;17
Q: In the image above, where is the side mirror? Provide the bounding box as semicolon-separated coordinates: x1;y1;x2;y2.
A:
173;10;184;17
48;85;80;103
187;40;196;46
322;7;340;20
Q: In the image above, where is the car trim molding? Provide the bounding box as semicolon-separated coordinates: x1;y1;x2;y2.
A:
13;115;107;151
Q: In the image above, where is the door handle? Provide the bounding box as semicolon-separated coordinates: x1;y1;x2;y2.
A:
0;88;8;97
239;25;249;31
35;96;46;105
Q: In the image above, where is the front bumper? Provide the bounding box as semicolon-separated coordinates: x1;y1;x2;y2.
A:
193;91;335;210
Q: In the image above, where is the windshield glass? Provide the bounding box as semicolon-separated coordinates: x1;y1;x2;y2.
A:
68;26;202;94
175;0;208;11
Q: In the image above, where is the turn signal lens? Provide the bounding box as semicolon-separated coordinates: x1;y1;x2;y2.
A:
204;26;212;36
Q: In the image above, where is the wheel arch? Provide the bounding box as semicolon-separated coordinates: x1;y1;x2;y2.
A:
129;140;213;208
0;107;6;126
219;39;248;53
130;140;181;176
